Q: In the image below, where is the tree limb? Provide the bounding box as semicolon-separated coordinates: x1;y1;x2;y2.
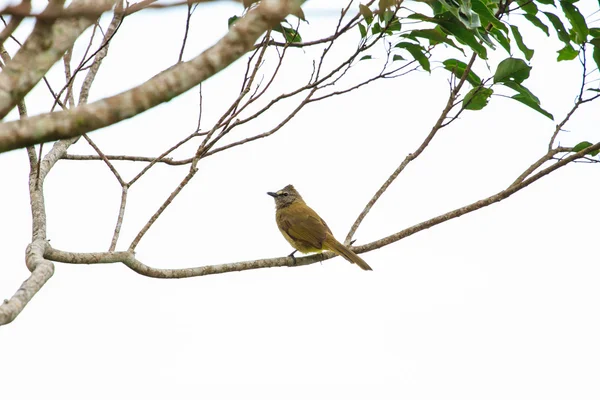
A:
0;0;113;119
0;0;301;153
0;241;54;325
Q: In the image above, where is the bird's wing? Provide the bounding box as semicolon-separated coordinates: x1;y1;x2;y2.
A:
278;204;332;251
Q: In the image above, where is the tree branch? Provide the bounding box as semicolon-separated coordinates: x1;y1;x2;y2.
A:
0;241;54;325
45;245;336;279
0;0;301;153
0;0;113;120
353;142;600;254
344;52;478;244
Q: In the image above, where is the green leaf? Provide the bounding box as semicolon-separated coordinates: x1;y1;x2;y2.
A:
472;0;508;32
560;1;588;44
490;28;511;53
395;42;431;71
406;12;492;54
407;29;465;54
572;141;599;156
385;17;401;34
501;81;541;105
393;54;405;61
359;23;367;38
572;141;593;152
511;94;554;119
443;58;482;86
590;28;600;37
429;12;489;58
438;0;482;29
227;15;240;28
510;25;534;60
557;44;579;61
494;57;531;84
382;10;394;24
477;29;495;48
360;55;373;61
359;4;374;25
515;0;538;15
273;23;302;43
372;22;382;35
501;81;553;120
544;12;571;44
593;46;600;72
463;87;493;110
429;0;445;15
282;27;302;43
535;0;555;5
523;14;550;36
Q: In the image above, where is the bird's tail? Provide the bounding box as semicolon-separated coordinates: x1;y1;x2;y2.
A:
324;236;372;271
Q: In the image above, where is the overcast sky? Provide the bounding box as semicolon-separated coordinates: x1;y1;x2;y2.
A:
1;1;600;399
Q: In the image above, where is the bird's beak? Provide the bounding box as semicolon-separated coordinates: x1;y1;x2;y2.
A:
267;192;277;198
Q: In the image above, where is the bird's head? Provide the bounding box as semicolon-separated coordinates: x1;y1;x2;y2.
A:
267;184;303;208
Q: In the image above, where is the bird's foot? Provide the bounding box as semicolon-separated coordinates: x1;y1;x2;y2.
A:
288;250;297;265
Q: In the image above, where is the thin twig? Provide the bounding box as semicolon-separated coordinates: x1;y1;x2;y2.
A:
50;2;124;111
548;45;591;150
83;134;126;186
205;87;317;156
196;83;203;131
353;141;600;254
62;154;186;164
0;1;30;49
511;146;570;186
42;140;600;280
127;131;204;185
109;186;128;251
345;52;478;244
128;168;197;251
177;0;193;63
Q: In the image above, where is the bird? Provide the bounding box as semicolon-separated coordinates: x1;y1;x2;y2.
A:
267;184;372;271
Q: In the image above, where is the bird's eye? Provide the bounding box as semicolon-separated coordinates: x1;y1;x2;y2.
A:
282;193;288;196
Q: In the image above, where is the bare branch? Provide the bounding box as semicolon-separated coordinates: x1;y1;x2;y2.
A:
178;0;194;63
353;141;600;254
0;0;114;120
549;50;591;150
255;0;374;50
0;1;30;49
511;146;570;186
206;87;316;156
0;43;55;326
83;134;126;186
62;154;188;165
0;241;54;325
109;187;128;251
45;245;337;279
0;0;240;20
53;1;124;111
0;0;302;153
128;168;197;251
43;141;600;279
127;131;203;185
345;52;478;244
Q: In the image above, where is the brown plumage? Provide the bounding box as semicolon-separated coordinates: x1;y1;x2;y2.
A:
267;184;372;271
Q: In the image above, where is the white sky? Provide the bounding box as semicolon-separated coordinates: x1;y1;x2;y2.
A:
1;1;600;399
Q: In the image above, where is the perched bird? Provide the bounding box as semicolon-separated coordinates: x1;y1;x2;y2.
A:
267;184;372;271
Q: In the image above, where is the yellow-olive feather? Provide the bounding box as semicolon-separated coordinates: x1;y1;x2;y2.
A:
268;184;372;271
